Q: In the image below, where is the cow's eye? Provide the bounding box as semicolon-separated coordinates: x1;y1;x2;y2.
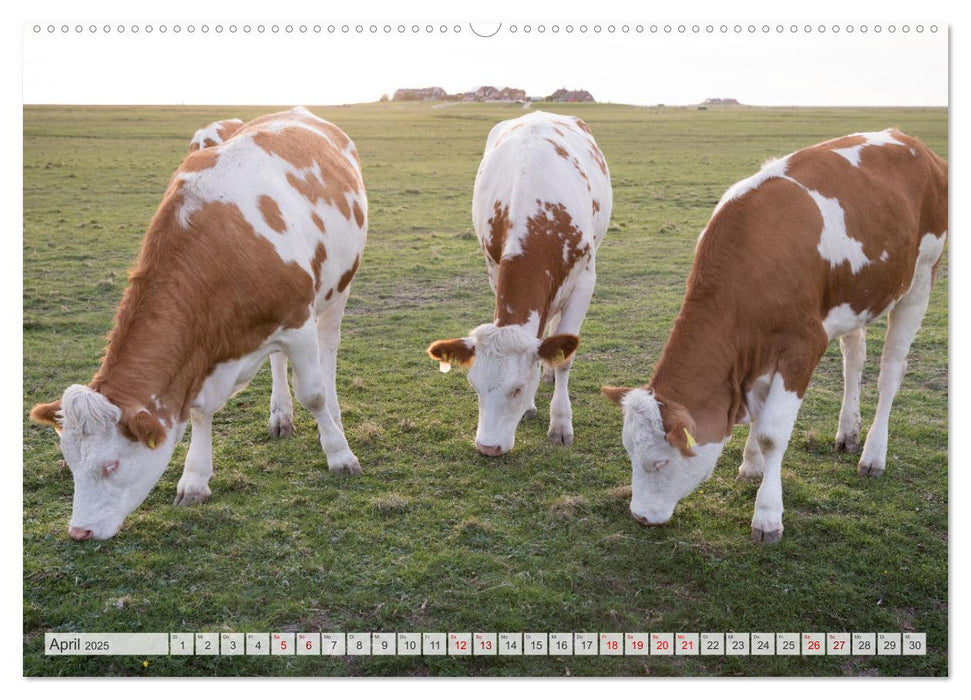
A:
102;460;119;478
508;386;524;399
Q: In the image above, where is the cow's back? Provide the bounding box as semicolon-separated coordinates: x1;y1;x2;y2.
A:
171;107;367;306
693;129;947;339
99;109;368;417
189;119;243;151
473;111;612;267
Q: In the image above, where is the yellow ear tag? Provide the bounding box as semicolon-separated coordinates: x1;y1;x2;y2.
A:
148;435;157;449
438;353;452;373
683;428;697;448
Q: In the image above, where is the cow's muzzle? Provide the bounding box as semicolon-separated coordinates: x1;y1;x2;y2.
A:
475;442;506;457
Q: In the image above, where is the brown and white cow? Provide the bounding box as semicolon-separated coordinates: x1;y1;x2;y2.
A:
30;107;367;540
428;111;612;455
603;129;947;542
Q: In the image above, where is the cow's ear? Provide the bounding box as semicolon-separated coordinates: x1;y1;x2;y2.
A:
659;399;698;458
538;334;579;366
601;386;632;406
427;338;475;373
30;400;63;434
121;411;167;449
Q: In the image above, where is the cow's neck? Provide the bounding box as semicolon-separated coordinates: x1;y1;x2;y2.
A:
648;299;746;444
90;274;212;425
493;259;554;336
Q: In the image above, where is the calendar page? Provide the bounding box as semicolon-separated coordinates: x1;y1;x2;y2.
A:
20;7;949;679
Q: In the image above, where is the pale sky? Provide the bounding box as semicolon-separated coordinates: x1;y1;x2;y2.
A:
22;22;947;106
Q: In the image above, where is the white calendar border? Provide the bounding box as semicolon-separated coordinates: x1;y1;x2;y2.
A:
8;0;964;697
20;21;947;107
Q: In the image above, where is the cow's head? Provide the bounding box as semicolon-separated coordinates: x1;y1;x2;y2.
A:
428;323;578;456
30;385;180;540
602;386;725;525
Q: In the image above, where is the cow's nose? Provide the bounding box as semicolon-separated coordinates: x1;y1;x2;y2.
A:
475;442;505;457
68;526;93;541
631;512;667;526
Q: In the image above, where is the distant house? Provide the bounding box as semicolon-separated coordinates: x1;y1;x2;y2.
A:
471;85;526;102
393;87;447;101
546;88;595;103
390;85;529;103
701;97;741;106
498;87;527;101
474;85;498;101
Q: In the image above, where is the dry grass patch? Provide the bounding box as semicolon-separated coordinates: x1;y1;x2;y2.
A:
606;484;632;501
550;494;589;519
371;493;410;516
355;420;385;443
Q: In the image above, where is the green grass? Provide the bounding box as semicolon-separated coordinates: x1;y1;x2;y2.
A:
23;103;947;677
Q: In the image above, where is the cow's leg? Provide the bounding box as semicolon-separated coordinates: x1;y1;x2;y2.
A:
287;314;360;476
522;363;541;421
541;365;555;386
541;312;561;385
316;291;349;432
175;409;213;505
737;425;765;482
548;362;575;446
835;328;866;453
267;352;295;438
547;275;595;446
749;326;828;543
526;314;559;419
858;285;933;477
749;373;805;543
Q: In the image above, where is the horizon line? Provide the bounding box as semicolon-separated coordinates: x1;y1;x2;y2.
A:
21;101;950;109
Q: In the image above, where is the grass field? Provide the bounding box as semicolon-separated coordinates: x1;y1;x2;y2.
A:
22;102;948;676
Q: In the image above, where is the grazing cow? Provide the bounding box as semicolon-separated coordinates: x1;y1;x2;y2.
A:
603;129;947;542
428;111;612;455
29;107;367;540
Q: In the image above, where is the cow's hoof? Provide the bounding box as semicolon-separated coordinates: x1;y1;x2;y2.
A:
736;466;763;483
330;457;362;477
751;527;783;544
835;434;860;454
857;460;885;478
174;485;211;506
548;426;574;446
522;408;538;420
268;412;295;439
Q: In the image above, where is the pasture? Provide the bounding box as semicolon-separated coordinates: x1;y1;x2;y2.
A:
23;102;947;676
